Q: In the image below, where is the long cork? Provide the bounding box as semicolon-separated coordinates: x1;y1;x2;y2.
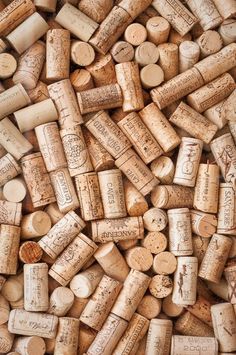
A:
187;294;213;327
225;265;236;304
0;153;21;187
54;317;79;355
186;0;222;30
171;335;218;355
70;264;104;298
175;311;214;337
179;41;200;73
192;235;210;263
0;200;22;226
146;16;170;45
158;43;178;81
217;183;236;235
151;185;194;209
0;225;20;275
146;319;173;355
48;286;74;317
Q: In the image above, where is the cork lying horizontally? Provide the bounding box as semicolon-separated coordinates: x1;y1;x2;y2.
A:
0;0;236;354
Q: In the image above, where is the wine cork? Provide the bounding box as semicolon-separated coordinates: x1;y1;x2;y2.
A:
211;303;236;352
141;231;167;255
0;294;10;325
80;275;122;331
153;251;177;275
0;200;22;225
173;137;203;187
115;62;144;112
27;81;49;104
139;103;181;152
158;43;179;81
210;133;236;184
162;294;184;317
171;335;218;355
175;311;214;337
150;156;175;184
87;313;128;355
206;278;229;301
118;239;138;251
0;153;21;187
199;233;232;283
151;67;204;110
54;318;79;355
123;178;148;216
187;294;213;327
49;233;98;286
24;263;49;312
0;53;17;79
12;336;46;355
49;168;79;213
172;256;198;306
223;89;236;122
149;274;173;298
124;23;147;46
169;28;192;44
213;0;236;18
179;41;200;73
38;211;85;259
77;324;97;355
168;208;193;256
98;169;126;219
44;202;64;225
34;0;56;12
0;224;20;275
110;41;134;63
146;16;170;45
70;264;103;298
219;19;236;45
70;41;95;67
151;185;194;209
75;172;104;221
78;0;113;23
186;0;222;30
125;246;153;272
13;41;45;90
191;210;217;238
143;208;168;232
152;0;197;36
70;69;94;92
196;30;223;58
0;324;14;353
1;274;24;303
8;309;58;338
14;99;58;133
192;234;210;263
134;41;159;66
86;52;116;87
91;216;144;243
6;12;49;54
19;241;43;263
21;211;51;239
67;297;88;319
46;29;70;81
113;313;149;354
140;64;164;89
2;177;26;203
49;83;82;129
225;265;236;304
217;183;236;235
48;287;74;316
77;84;122;114
118;112;163;164
204;99;228;129
55;3;99;42
21;153;56;208
146;319;173;355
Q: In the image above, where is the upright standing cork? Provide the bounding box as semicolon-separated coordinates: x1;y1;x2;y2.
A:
78;0;113;23
48;287;74;317
143;208;167;232
146;319;173;355
139;103;181;152
38;211;85;259
174;137;203;187
211;303;236;352
175;311;214;337
123;178;148;216
70;264;104;298
54;317;79;355
0;153;21;187
3;177;27;203
71;41;95;66
196;30;223;58
13;41;45;90
168;208;193;256
110;41;134;63
199;233;232;283
115;62;144;112
125;246;153;272
158;43;179;81
0;200;22;226
219;19;236;45
19;241;43;264
86;53;116;87
124;23;147;46
186;0;222;30
0;53;16;80
0;225;20;275
217;183;236;235
151;185;194;209
48;79;83;129
6;12;49;54
46;29;70;81
179;41;200;73
21;153;56;208
134;41;159;66
146;16;170;45
171;335;218;355
49;233;98;286
12;336;46;355
111;269;150;321
24;263;49;312
8;309;58;338
117;112;163;164
70;69;94;92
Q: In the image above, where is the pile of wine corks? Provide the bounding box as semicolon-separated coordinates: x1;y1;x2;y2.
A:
0;0;236;354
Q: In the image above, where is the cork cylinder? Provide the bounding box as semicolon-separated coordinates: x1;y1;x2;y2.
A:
49;233;98;286
217;183;236;235
8;309;58;338
1;274;24;303
0;324;14;353
12;336;46;355
158;43;178;81
21;153;56;208
0;53;16;80
141;231;167;255
224;265;236;304
6;12;49;54
150;156;175;185
115;62;144;112
168;208;193;256
0;200;22;226
86;52;116;87
85;111;131;159
123;178;148;217
38;211;85;259
111;269;150;321
46;29;70;81
0;225;20;275
219;19;236;45
191;211;217;239
98;169;126;219
24;263;49;312
175;311;214;337
143;208;168;232
213;0;236;18
54;317;79;355
204;100;228;129
75;172;104;221
125;246;153;272
80;275;122;331
0;153;21;187
19;241;43;264
196;30;223;58
179;41;200;73
199;233;232;283
134;41;159;66
110;41;134;63
171;335;218;355
124;23;147;46
70;264;104;298
94;242;130;282
211;303;236;352
0;294;10;325
173;137;203;187
70;69;94;92
187;295;213;327
146;319;172;355
137;294;162;319
146;16;170;45
48;287;74;317
21;211;51;240
151;185;194;209
117;112;163;164
48;79;83;129
78;0;113;23
87;313;128;355
186;0;222;30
